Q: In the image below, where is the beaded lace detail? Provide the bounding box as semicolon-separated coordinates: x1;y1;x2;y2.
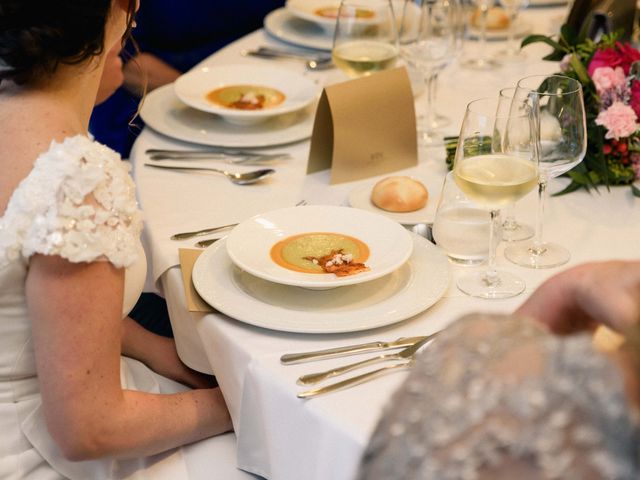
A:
359;315;640;480
0;135;143;268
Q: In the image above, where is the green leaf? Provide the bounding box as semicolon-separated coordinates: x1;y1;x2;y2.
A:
543;51;567;62
520;34;565;52
560;24;578;46
552;181;585;196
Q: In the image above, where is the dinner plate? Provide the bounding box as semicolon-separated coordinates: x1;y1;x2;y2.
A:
140;84;315;148
174;65;320;125
192;234;450;334
264;8;333;52
347;175;444;225
467;19;532;41
225;205;413;289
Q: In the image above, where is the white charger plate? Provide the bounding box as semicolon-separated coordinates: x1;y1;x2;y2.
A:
174;64;320;125
347;175;444;225
192;234;450;334
225;205;413;289
264;8;333;52
140;84;315;148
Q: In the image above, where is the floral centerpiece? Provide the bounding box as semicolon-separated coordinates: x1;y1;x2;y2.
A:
521;26;640;196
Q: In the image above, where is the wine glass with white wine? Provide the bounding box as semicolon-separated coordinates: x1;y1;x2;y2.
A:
453;96;539;298
332;0;399;78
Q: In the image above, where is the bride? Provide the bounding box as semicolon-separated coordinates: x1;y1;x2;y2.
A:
0;1;232;478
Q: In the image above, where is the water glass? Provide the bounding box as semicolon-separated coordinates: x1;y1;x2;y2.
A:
433;171;492;265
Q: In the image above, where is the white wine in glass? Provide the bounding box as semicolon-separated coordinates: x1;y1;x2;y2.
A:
453;97;538;299
332;0;399;78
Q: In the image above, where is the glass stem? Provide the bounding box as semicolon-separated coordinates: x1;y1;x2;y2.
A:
502;203;518;230
423;72;436;131
532;177;547;255
484;209;500;286
506;11;518;55
479;4;489;60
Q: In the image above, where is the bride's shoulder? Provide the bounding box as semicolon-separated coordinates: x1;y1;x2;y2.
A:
0;134;142;268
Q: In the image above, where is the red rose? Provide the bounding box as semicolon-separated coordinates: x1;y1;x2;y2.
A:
588;42;640;76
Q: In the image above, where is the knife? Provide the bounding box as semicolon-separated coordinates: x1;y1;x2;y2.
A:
297;361;413;399
280;335;429;365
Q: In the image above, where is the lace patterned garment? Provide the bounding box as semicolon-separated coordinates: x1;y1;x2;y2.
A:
0;135;143;268
359;315;640;480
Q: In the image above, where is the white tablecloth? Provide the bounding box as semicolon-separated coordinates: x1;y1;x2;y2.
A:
131;8;640;479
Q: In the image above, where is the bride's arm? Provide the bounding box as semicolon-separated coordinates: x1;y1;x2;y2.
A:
26;254;231;461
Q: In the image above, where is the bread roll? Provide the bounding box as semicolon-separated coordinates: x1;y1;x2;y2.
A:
371;176;428;213
471;7;510;31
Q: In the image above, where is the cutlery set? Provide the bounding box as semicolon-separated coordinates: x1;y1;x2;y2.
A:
241;46;334;71
283;333;438;398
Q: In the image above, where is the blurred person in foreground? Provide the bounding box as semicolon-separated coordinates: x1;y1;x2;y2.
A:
359;260;640;479
0;1;235;478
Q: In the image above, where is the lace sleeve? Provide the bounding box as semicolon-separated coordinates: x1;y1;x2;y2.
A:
358;315;640;480
0;135;143;268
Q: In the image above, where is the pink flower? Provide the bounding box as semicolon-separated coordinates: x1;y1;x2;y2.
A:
588;42;640;76
595;101;638;139
592;66;627;94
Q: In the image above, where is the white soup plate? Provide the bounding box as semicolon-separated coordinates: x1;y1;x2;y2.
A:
225;205;413;289
174;64;320;125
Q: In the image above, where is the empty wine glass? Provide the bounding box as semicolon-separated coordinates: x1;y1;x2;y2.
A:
495;0;529;63
497;86;534;241
332;0;400;78
461;0;499;70
504;75;587;269
453;97;538;299
400;0;457;144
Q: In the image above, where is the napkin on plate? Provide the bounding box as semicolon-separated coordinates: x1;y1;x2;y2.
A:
178;248;214;313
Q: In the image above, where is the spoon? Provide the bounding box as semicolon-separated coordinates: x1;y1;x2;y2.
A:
144;163;275;185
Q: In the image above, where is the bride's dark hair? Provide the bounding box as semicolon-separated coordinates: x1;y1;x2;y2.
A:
0;0;137;85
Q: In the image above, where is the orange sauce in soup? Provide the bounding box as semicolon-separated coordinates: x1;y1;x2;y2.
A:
205;85;285;110
270;232;370;274
315;6;375;19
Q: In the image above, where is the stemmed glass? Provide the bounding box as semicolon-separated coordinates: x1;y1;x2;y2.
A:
462;0;499;70
453;97;538;298
400;0;456;144
332;0;400;78
495;0;529;63
504;75;587;269
497;87;534;241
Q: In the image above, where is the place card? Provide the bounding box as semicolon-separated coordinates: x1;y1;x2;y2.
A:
178;248;214;313
307;67;418;184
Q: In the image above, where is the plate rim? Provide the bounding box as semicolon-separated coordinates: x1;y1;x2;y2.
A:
139;83;315;148
225;205;414;288
192;234;451;334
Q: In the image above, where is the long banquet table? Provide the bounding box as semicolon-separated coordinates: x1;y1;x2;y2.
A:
130;6;640;479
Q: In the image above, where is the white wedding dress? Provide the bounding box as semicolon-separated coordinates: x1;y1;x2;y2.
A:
0;136;245;480
358;314;640;479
